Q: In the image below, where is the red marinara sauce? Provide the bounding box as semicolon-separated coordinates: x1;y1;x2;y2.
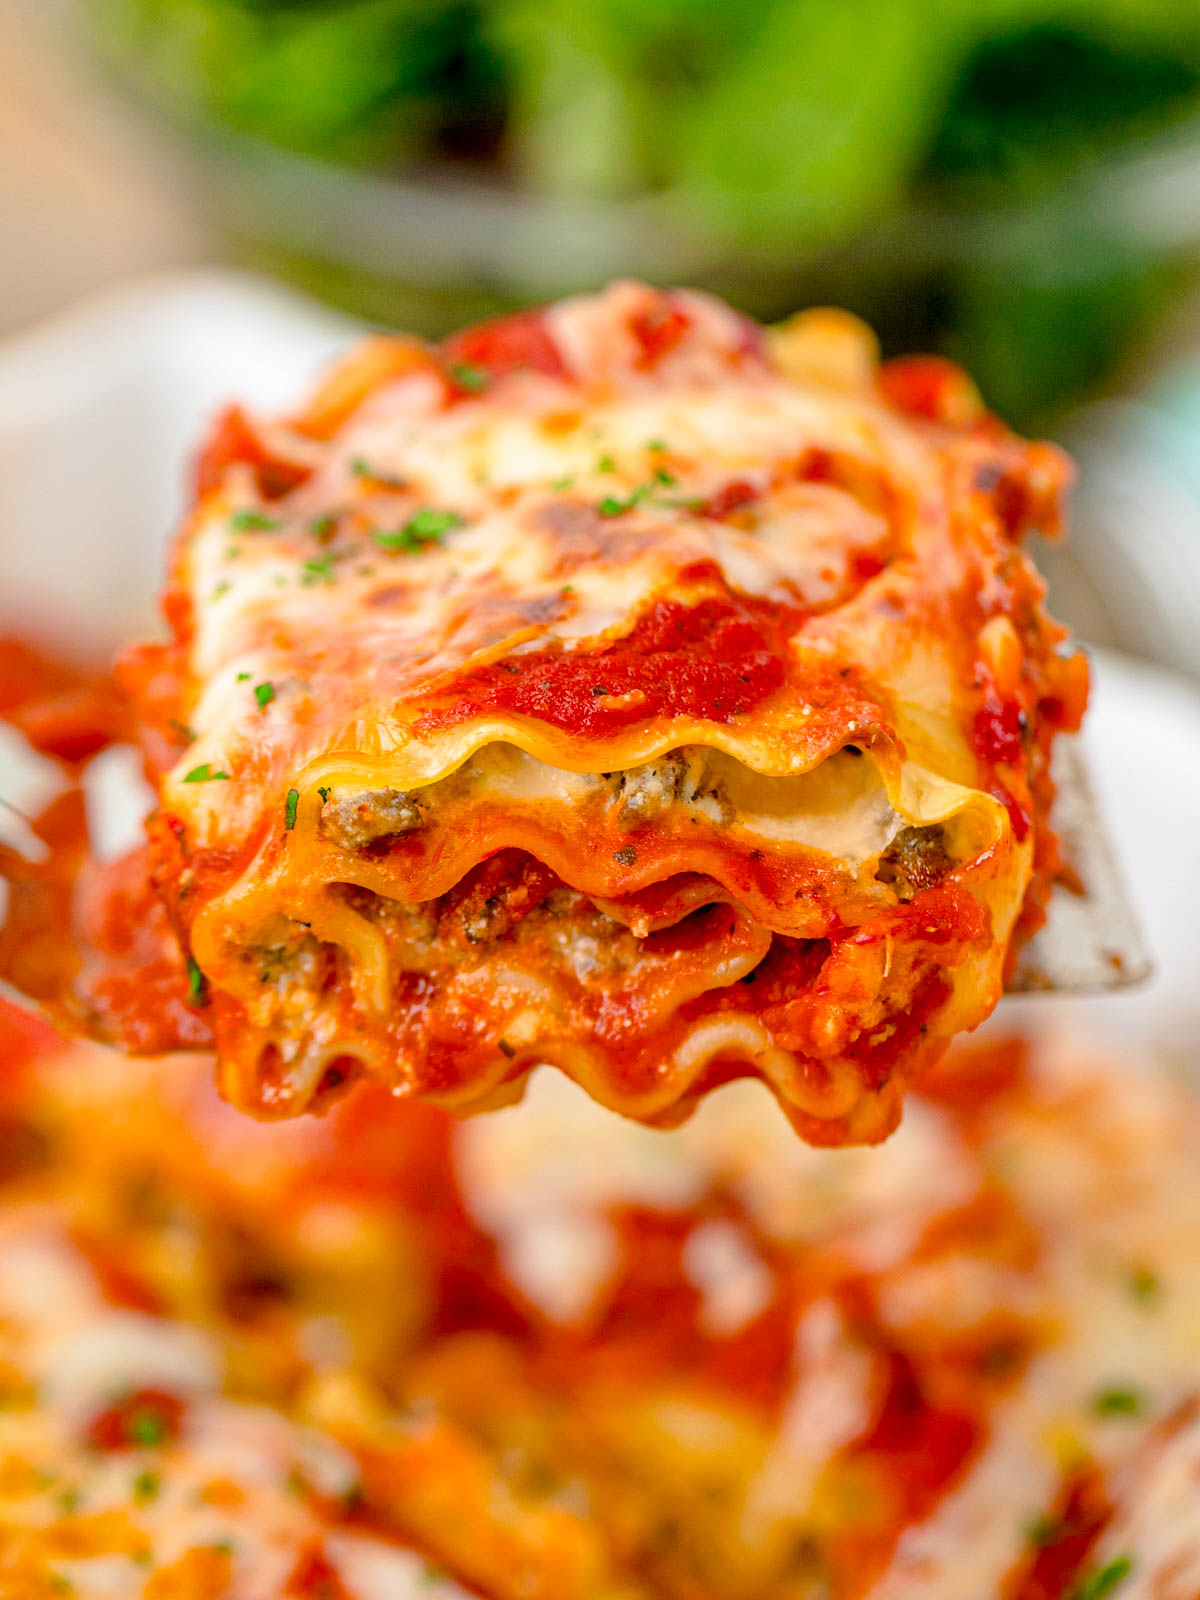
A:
85;1387;185;1451
440;307;567;384
416;586;791;740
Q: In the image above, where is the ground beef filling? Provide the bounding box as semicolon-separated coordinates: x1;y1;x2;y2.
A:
320;788;424;849
876;824;951;898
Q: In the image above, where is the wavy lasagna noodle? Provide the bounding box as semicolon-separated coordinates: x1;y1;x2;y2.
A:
0;1002;1198;1599
103;282;1084;1139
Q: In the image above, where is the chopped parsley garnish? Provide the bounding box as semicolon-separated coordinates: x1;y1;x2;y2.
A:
302;554;337;585
132;1468;160;1503
374;507;464;553
351;457;404;488
597;481;655;517
596;454;617;473
254;681;275;709
645;438;668;452
285;789;299;830
229;509;278;532
186;957;207;1007
653;466;677;486
129;1408;167;1447
183;764;229;783
212;579;231;599
1024;1513;1062;1548
317;786;331;803
1093;1385;1144;1417
1070;1555;1133;1599
309;514;338;544
1129;1263;1161;1304
448;360;490;392
236;671;250;682
550;474;575;491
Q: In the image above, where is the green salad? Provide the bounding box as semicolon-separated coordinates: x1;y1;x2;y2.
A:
86;0;1200;419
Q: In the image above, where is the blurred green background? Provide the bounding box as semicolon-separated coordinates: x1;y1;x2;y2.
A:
83;0;1200;425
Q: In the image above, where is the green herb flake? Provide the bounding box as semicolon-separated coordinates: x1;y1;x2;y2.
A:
230;509;278;532
302;554;337;585
550;475;575;491
309;514;338;544
183;764;230;784
351;458;404;488
374;507;464;554
1093;1385;1144;1417
1024;1513;1062;1549
50;1576;74;1596
186;957;207;1008
645;438;668;452
597;495;627;517
167;718;194;743
57;1484;82;1515
1070;1555;1133;1600
448;361;490;393
211;580;231;600
596;454;617;473
236;672;251;682
254;681;276;709
130;1408;167;1447
654;467;677;487
132;1468;160;1504
1129;1263;1161;1305
285;789;300;831
317;786;331;803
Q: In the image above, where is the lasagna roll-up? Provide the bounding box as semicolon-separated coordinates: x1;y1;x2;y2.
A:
118;282;1085;1142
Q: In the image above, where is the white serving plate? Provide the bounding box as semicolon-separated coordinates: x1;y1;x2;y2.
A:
0;271;1197;1055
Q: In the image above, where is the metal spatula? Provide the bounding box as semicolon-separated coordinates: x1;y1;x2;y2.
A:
1008;735;1150;993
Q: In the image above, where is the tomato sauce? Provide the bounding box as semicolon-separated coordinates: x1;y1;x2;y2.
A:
1004;1468;1111;1600
85;1387;185;1451
440;307;567;383
628;297;692;368
416;586;792;739
286;1545;356;1600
